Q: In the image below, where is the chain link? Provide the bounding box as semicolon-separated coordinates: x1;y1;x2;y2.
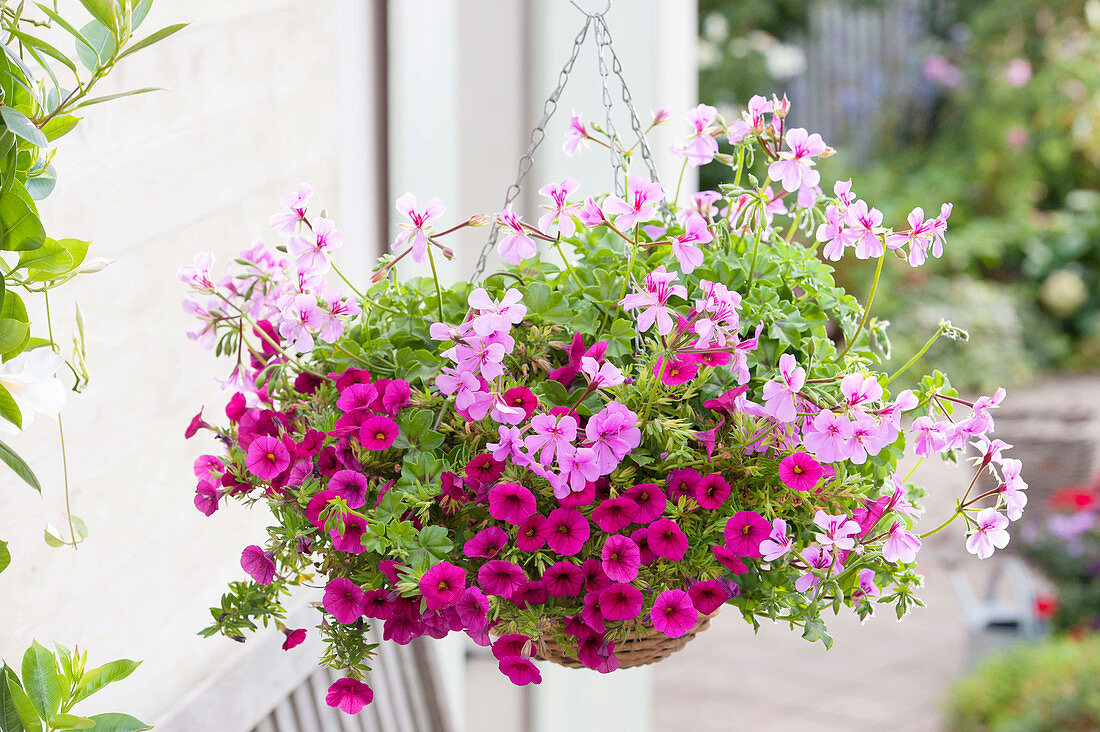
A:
474;1;662;280
473;16;592;280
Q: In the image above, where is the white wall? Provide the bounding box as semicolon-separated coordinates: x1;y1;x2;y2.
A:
0;0;380;726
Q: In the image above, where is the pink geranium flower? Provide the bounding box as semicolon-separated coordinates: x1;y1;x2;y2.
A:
488;482;537;525
647;518;689;561
563;108;588;156
288;217;342;272
599;583;644;621
603;176;664;230
545;508;591;556
538;178;581;237
768;127;826;193
882;521;922;563
671;104;720;166
326;677;373;714
762;354;806;423
359;415;398;450
813;511;861;551
269;184;313;235
844;200;885;259
802;411;854;463
420;561;466;609
246;435;291;480
601;534;642;583
496;204;537;265
672;212;711;273
620;266;686;336
965;508;1010;559
759;519;793;561
688;580;729;614
779;451;823;492
525;412;578;465
393;193;444;263
724;511;770;557
650;589;699;638
240;545;276;585
323;577;366;624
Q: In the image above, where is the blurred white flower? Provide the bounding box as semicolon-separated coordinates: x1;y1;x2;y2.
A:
0;349;66;434
765;43;806;80
702;12;729;43
1039;269;1088;317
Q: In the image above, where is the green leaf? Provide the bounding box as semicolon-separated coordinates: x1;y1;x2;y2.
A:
0;185;46;252
17;239;72;274
0;108;47;149
24;167;56;201
73;87;163;110
48;713;93;730
34;5;94;50
20;643;59;721
4;676;39;732
40;116;80;142
0;382;23;430
418;525;453;560
0;664;24;732
42;530;66;548
0;320;29;357
0;541;9;576
0;440;40;492
74;21;117;71
71;660;139;705
6;30;78;75
117;23;187;60
85;713;151;732
79;0;119;32
131;0;154;28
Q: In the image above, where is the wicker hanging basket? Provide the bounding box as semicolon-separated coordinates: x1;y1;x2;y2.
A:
528;611;718;670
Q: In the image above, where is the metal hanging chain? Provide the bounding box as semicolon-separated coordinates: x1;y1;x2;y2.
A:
593;16;626;198
473;15;593;280
595;15;663;190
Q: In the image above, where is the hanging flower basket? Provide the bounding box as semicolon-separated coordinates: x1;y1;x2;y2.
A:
180;8;1028;717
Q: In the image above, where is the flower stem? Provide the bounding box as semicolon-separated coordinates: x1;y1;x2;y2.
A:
886;322;947;385
425;243;445;322
902;457;924;483
672;158;688;208
919;509;961;540
732;145;746;188
640;358;667;423
331;260;399;315
837;250;886;361
43;291;77;548
746;213;764;288
554;238;583;289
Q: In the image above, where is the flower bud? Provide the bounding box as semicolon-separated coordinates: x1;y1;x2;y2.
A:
77;257;115;274
467;214;490;227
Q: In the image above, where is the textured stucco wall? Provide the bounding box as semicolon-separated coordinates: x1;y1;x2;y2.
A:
0;0;360;725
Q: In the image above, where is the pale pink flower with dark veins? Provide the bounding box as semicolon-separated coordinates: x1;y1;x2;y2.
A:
603;176;664;230
279;293;324;351
882;521;922;563
813;511;861;551
886;206;937;266
577;197;607;227
179;253;218;292
524;413;578;466
670;104;719;167
393;193;444;263
795;545;837;593
910;416;949;458
496;205;537;266
847;415;887;464
802;410;854;463
288;217;342;273
768;127;826;193
554;446;601;497
762;353;805;423
844;200;885;259
468;287;527;337
563;108;588;156
269;184;313;236
580;356;625;389
840;373;883;409
816;204;848;261
538;178;582;237
1000;458;1028;521
727;94;772;142
317;290;361;343
453;338;507;380
672;212;712;274
619;265;686;335
692;280;742;348
966;508;1010;559
759;518;793;561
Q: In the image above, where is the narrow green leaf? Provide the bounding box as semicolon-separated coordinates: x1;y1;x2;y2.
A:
4;676;39;732
20;643;60;721
0;541;9;576
74;21;117;71
0;108;47;148
0;440;40;492
132;0;154;28
6;30;78;74
0;665;23;732
0;185;46;251
73;87;163;110
0;382;23;430
48;713;93;730
0;321;29;357
79;0;118;32
71;660;139;705
118;23;186;60
35;5;94;50
40;115;80;142
85;713;151;732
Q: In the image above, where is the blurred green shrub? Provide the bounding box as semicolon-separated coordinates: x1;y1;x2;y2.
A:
944;635;1100;731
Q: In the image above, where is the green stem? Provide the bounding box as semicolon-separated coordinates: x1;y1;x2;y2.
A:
746;212;764;288
43;291;77;548
639;358;668;424
554;238;583;289
732;145;746;188
672;158;688;208
425;242;445;322
331;260;398;315
919;509;961;540
837;250;886;361
902;457;924;483
886;323;947;385
617;225;641;306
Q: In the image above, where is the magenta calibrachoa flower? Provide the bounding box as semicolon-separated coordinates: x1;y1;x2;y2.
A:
188;97;1023;712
